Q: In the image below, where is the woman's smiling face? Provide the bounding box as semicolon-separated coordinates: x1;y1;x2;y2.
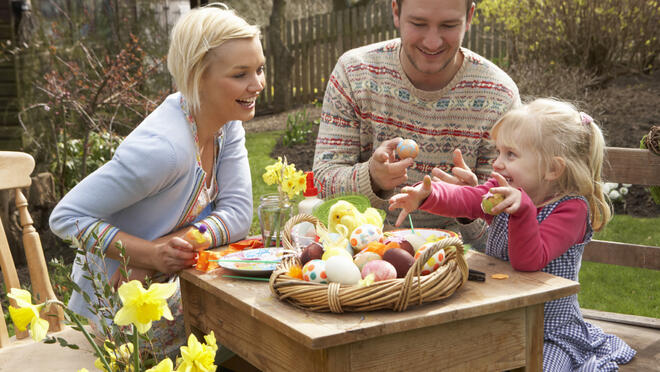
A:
198;37;266;125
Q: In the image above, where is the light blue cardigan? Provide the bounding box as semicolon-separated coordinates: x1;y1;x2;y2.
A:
49;92;253;320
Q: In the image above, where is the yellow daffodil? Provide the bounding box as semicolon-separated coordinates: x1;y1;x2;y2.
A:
203;331;218;353
176;333;217;372
94;342;134;372
77;369;90;372
262;157;307;202
7;288;50;342
262;168;278;185
146;358;174;372
114;280;177;334
282;163;296;179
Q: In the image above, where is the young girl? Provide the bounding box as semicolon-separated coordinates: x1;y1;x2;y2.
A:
389;98;636;371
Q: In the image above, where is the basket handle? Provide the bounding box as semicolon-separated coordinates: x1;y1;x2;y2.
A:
281;213;328;253
394;236;467;311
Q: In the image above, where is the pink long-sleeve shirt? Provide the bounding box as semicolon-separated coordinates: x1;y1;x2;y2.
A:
419;179;588;271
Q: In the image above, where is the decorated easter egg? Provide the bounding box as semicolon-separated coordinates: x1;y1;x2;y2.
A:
300;242;324;266
353;251;382;271
361;260;397;281
325;256;362;285
414;243;446;275
350;224;383;251
396;139;419;159
482;191;505;215
383;248;415;278
302;259;328;283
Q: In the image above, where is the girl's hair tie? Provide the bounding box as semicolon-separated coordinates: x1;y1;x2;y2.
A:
580;112;593;126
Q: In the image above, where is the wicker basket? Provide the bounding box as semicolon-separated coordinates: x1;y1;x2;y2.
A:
270;214;469;313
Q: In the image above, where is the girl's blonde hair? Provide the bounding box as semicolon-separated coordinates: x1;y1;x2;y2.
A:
492;98;611;231
167;3;260;114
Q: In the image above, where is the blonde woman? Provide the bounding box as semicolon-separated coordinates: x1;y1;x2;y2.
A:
50;3;265;356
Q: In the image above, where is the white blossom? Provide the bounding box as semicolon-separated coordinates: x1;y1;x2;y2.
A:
609;190;622;201
604;183;619;193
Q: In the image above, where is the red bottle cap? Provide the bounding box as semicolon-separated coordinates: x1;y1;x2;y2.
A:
303;171;319;197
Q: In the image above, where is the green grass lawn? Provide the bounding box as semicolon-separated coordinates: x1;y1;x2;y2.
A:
581;215;660;317
246;130;282;234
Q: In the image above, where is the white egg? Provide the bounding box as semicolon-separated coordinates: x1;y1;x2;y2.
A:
325;255;362;285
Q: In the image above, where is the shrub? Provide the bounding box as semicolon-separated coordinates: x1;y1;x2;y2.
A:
282;109;319;147
10;1;172;196
475;0;660;74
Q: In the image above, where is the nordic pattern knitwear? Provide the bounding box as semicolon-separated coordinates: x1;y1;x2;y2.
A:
486;196;636;371
313;39;520;239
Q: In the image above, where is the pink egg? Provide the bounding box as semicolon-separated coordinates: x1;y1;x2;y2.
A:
361;260;397;281
396;139;419;159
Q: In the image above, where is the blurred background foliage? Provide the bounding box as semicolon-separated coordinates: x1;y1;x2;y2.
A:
476;0;659;74
11;0;174;196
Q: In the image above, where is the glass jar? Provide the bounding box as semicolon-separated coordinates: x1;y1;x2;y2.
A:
258;193;292;247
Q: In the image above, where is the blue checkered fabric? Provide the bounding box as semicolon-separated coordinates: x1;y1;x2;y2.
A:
485;196;636;371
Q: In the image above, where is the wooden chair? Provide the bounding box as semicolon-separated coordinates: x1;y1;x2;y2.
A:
0;151;96;370
581;147;660;370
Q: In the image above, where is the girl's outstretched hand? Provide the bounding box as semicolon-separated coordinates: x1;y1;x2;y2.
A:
489;172;522;215
388;175;433;227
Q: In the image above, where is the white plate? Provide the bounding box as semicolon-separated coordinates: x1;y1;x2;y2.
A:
216;248;293;276
389;228;459;241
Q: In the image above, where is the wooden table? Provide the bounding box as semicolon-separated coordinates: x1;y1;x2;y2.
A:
180;251;579;372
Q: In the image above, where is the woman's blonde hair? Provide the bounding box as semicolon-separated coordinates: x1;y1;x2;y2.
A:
492;98;611;231
167;3;260;114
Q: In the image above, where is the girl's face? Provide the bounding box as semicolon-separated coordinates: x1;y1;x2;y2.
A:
492;141;554;205
199;37;266;126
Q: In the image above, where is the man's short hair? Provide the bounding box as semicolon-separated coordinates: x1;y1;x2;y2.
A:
395;0;473;20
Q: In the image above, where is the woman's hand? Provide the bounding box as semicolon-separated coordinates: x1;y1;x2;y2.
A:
151;237;196;274
488;172;522;215
431;148;478;187
388;175;433;227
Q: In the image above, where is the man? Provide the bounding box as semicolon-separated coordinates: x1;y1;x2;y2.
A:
313;0;520;245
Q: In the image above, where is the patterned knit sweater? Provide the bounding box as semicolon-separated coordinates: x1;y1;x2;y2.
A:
313;39;520;241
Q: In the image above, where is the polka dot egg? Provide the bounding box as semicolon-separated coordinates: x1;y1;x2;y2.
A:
414;242;446;275
396;139;419;159
302;259;328;283
350;224;383;251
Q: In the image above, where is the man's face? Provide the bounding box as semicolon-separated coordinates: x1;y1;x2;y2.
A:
393;0;473;85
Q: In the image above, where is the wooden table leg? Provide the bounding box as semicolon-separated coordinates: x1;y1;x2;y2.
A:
513;304;544;372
